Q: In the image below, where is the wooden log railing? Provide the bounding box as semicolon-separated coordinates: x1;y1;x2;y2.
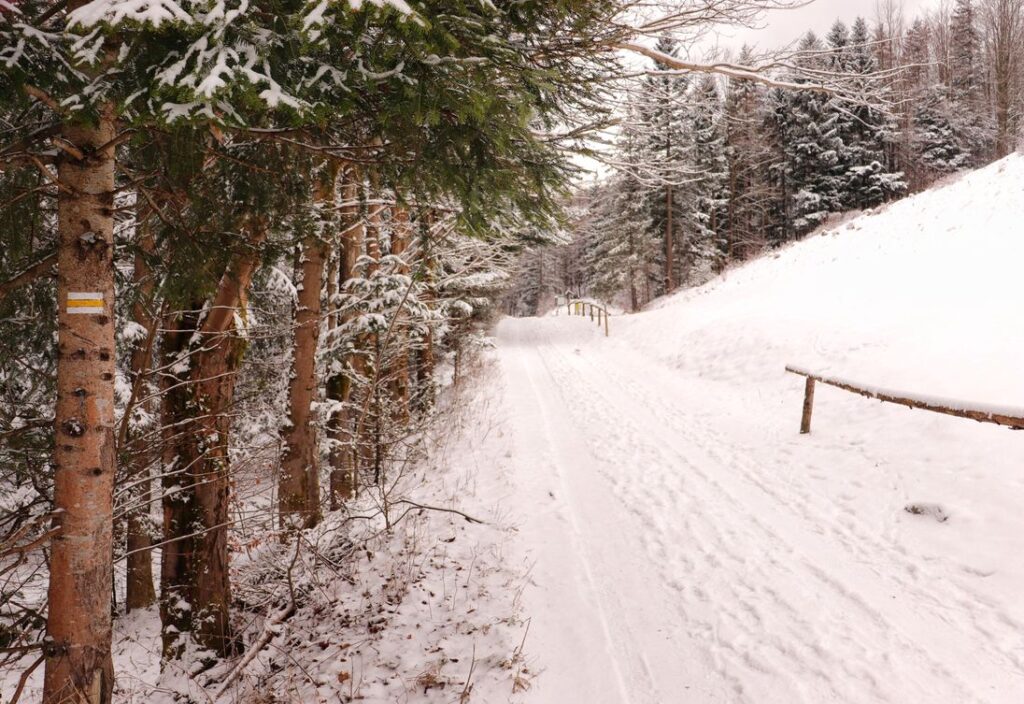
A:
563;298;610;336
785;365;1024;434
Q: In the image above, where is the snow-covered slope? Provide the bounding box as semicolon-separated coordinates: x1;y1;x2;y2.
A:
480;155;1024;703
631;154;1024;406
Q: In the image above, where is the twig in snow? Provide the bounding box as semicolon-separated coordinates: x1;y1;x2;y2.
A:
459;643;476;703
391;499;485;525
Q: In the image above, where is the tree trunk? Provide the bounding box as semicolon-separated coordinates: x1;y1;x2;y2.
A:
414;213;437;414
160;223;265;661
389;206;411;424
361;196;384;486
988;0;1021;159
124;213;157;612
279;172;334;530
664;184;675;293
328;172;363;508
43;106;117;704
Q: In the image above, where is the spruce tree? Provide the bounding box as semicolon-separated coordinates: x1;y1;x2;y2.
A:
638;37;692;295
771;32;841;235
836;17;906;210
724;46;779;256
949;0;996;161
689;75;729;281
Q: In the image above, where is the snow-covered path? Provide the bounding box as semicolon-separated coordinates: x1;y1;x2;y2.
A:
494;314;1024;704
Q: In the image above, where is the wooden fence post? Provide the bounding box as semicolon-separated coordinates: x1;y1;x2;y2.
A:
604;311;609;337
800;377;815;434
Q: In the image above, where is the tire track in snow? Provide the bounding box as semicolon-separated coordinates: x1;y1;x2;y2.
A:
531;336;897;703
522;322;1005;703
513;335;638;704
500;322;734;703
576;336;1024;684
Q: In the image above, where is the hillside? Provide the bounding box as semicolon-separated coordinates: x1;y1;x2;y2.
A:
480;155;1024;703
629;154;1024;405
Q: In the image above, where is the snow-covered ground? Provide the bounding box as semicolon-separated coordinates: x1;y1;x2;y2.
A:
473;155;1024;703
6;158;1022;704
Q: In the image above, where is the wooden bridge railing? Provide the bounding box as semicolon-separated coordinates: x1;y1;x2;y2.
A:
562;298;610;336
785;364;1024;434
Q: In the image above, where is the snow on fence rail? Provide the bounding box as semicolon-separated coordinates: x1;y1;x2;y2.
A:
563;298;610;336
785;365;1024;434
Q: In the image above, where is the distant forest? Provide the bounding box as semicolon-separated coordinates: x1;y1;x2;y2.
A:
508;0;1023;314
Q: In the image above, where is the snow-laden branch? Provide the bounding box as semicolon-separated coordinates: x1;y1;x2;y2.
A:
617;41;843;95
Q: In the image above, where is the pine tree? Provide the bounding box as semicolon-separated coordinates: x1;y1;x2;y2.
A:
688;75;729;281
949;0;996;161
902;18;971;186
638;37;692;294
836;18;906;210
770;32;841;235
724;46;780;257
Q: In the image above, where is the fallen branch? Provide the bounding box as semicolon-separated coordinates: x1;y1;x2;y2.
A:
391;499;486;525
211;599;296;702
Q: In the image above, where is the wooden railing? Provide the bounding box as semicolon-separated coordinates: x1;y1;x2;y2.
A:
785;364;1024;434
564;299;610;336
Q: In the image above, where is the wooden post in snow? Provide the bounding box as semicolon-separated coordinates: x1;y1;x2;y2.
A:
800;377;815;434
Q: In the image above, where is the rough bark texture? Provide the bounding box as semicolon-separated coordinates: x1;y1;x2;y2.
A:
43;107;117;704
388;206;411;424
124;219;157;612
328;173;363;507
413;214;437;414
361;198;385;484
279;174;333;529
160;224;265;661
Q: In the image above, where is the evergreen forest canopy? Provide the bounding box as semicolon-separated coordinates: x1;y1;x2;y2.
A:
0;0;1020;702
505;0;1024;315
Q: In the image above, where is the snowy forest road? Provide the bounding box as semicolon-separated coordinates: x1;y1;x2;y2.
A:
492;315;1024;704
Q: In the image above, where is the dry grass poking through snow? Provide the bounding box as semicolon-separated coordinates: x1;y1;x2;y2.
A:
218;347;535;704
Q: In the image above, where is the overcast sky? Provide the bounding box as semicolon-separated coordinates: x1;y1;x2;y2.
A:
707;0;945;53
